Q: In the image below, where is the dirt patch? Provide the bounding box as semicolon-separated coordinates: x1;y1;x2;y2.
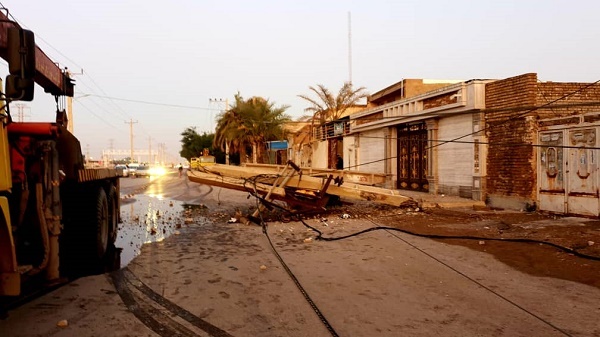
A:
195;199;600;290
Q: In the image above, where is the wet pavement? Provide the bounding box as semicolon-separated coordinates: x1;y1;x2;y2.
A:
116;172;214;267
2;170;600;337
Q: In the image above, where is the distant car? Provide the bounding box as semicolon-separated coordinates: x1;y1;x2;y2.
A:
132;164;150;178
115;164;129;177
149;165;167;176
128;163;140;177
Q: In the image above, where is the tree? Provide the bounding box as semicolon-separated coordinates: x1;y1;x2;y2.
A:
298;82;368;168
214;93;290;164
179;128;223;162
298;82;368;124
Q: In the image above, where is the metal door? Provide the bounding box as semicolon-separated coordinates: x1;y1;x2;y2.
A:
566;128;598;216
539;128;599;216
397;123;428;191
539;131;565;213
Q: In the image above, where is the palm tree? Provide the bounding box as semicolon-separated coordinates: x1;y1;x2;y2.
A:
214;93;290;164
298;82;368;124
213;94;247;163
298;82;368;168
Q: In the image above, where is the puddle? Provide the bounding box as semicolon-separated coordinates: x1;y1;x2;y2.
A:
115;195;208;267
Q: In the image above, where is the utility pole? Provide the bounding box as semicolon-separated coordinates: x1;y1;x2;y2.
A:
125;119;138;162
209;98;229;164
109;138;114;164
14;103;30;122
348;11;353;85
148;136;152;164
65;69;84;134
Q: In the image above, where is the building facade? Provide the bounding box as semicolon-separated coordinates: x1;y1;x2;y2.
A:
349;79;490;198
484;73;600;213
291;74;600;216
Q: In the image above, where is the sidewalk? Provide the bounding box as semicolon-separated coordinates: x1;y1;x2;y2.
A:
396;189;487;209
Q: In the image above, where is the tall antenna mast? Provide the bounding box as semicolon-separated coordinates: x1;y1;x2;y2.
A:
348;11;352;84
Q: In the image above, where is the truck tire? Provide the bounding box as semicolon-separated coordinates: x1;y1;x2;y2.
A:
106;184;119;245
61;186;111;276
89;187;110;261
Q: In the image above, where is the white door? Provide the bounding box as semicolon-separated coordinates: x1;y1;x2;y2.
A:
539;131;566;213
566;128;599;216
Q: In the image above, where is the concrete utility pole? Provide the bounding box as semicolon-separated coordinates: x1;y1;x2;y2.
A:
65;69;84;134
125;119;138;162
109;138;114;164
148;136;152;164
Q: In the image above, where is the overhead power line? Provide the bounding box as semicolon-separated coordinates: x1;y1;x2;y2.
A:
82;94;217;110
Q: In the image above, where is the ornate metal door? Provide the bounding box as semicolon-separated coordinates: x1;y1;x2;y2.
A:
539;131;565;213
566;128;598;216
397;123;428;191
539;127;599;216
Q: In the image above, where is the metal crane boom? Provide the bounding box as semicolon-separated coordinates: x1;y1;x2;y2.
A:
0;10;74;97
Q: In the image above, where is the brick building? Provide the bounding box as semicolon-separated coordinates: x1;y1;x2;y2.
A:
289;73;600;216
485;73;600;214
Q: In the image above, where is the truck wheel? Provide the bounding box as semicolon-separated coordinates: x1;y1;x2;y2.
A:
59;186;110;276
106;184;119;245
90;187;110;261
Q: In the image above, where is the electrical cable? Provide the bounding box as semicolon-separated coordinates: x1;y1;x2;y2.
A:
237;174;600;262
246;175;340;337
296;214;600;261
381;225;575;337
239;169;590;336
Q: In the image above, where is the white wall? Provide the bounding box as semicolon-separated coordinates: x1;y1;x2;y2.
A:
356;129;386;173
311;140;329;168
437;114;473;188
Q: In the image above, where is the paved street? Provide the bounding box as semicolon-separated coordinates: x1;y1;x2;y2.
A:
1;172;599;337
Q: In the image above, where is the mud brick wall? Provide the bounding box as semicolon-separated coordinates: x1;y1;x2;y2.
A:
485;73;600;205
536;82;600;119
485;73;538;201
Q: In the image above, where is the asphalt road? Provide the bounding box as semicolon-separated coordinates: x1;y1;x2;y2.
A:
1;171;599;337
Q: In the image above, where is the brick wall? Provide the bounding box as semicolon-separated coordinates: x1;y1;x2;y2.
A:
485;73;600;207
485;73;538;201
536;82;600;119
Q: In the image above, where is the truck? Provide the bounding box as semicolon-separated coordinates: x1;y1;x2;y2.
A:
190;148;216;170
0;9;121;297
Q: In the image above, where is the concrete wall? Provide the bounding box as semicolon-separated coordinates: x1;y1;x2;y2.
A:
437;114;474;198
311;140;329;168
356;129;386;173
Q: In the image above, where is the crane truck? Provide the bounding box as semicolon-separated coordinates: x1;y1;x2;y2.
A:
0;9;121;297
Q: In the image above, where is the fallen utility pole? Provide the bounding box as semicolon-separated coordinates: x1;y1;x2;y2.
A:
187;161;413;210
244;163;389;186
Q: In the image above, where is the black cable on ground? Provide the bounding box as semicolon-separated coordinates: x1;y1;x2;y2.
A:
382;228;575;337
238;172;600;262
295;216;600;261
218;170;598;337
249;177;340;337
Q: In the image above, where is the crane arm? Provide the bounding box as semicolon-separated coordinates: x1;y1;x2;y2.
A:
0;11;73;97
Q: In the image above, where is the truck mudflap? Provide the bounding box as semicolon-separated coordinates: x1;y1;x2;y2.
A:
77;168;120;183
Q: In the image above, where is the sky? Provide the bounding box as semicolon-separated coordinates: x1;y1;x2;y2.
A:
1;0;598;163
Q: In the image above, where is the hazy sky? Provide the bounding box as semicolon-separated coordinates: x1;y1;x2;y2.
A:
1;0;598;162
